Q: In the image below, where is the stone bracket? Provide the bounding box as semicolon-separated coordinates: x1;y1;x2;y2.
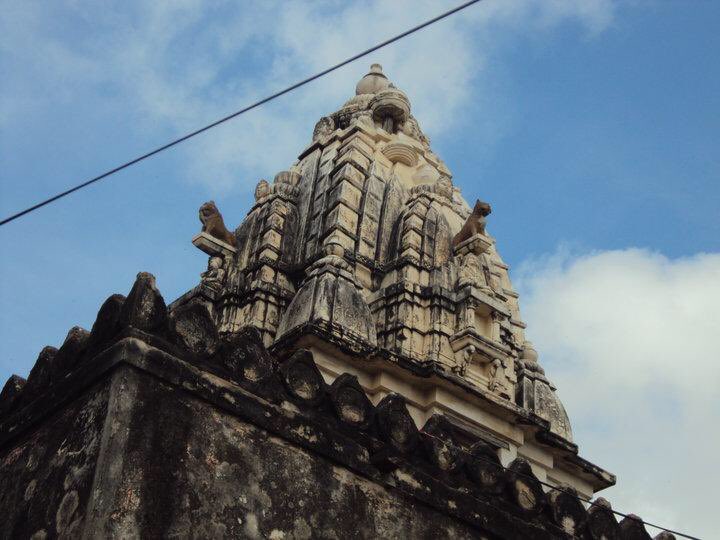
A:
192;232;237;258
453;234;492;256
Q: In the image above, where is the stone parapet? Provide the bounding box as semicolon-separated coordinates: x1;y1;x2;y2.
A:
0;272;642;539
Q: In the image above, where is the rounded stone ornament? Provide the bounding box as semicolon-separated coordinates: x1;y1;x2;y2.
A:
170;301;218;356
382;142;417;166
118;272;168;334
370;87;410;131
587;497;621;540
465;440;504;493
619;514;652;540
421;415;465;474
548;486;588;537
254;179;271;201
355;63;390;95
274;170;301;186
375;393;419;454
217;327;274;385
279;349;326;405
505;458;546;516
86;293;125;355
328;374;374;430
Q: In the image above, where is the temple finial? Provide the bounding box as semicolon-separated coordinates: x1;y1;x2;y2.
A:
355;63;390;95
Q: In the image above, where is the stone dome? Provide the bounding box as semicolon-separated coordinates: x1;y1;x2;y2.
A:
355;63;390;95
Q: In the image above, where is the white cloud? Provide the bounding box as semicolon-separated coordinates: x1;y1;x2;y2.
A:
1;0;615;192
516;247;720;538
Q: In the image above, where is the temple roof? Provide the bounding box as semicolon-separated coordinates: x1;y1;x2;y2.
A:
181;65;576;445
0;66;617;504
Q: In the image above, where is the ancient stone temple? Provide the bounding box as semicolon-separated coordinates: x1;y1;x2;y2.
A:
1;65;668;539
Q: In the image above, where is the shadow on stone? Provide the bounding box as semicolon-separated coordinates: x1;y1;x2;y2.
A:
169;301;218;357
505;458;546;516
85;294;126;358
278;349;325;406
118;272;168;335
328;374;374;431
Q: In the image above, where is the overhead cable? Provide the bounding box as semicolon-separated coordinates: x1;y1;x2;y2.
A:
419;430;700;539
0;0;483;227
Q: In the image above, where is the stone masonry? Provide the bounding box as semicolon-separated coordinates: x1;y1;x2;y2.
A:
0;66;672;539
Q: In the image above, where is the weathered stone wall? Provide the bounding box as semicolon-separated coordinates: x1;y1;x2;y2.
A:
0;381;109;539
94;366;484;539
0;272;662;539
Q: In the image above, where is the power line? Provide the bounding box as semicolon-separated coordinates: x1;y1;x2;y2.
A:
377;353;697;537
1;5;698;535
419;429;700;539
0;0;483;227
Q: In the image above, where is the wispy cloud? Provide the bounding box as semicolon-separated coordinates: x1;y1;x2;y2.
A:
517;247;720;538
1;0;615;192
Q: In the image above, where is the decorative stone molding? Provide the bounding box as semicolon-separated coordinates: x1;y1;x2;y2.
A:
370;87;411;133
515;341;573;441
454;233;492;257
6;66;626;527
381;141;418;166
276;242;377;347
0;267;630;536
192;232;237;258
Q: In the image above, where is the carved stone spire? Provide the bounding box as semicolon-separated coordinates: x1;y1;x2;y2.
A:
177;69;601;501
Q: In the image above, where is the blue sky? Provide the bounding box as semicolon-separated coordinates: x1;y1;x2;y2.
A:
1;1;718;536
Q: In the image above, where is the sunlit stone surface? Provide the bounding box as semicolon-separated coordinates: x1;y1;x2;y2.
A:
179;65;612;498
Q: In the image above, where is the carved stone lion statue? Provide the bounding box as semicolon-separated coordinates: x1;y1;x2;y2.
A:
199;201;236;247
452;199;492;247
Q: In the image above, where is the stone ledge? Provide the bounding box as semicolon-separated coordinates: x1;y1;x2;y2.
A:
1;309;631;538
0;271;618;532
1;337;567;539
192;232;237;257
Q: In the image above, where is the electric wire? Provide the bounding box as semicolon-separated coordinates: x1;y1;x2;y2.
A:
0;3;701;535
409;348;699;537
0;0;483;227
418;430;701;539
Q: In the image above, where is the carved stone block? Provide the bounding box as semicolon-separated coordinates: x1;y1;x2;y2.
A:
375;393;419;454
328;374;374;430
328;181;363;210
338;130;374;158
619;514;652;540
170;302;218;356
192;231;237;258
548;486;588;537
465;440;504;493
338;136;374;161
279;349;325;405
118;272;168;335
261;228;282;250
86;294;125;357
20;346;58;403
325;204;359;238
215;327;275;386
453;233;492;256
53;326;90;375
587;498;621;540
421;415;465;474
331;162;365;191
336;148;370;173
0;375;26;417
506;458;546;516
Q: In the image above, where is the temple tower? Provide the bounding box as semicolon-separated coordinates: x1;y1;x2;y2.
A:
182;64;613;499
